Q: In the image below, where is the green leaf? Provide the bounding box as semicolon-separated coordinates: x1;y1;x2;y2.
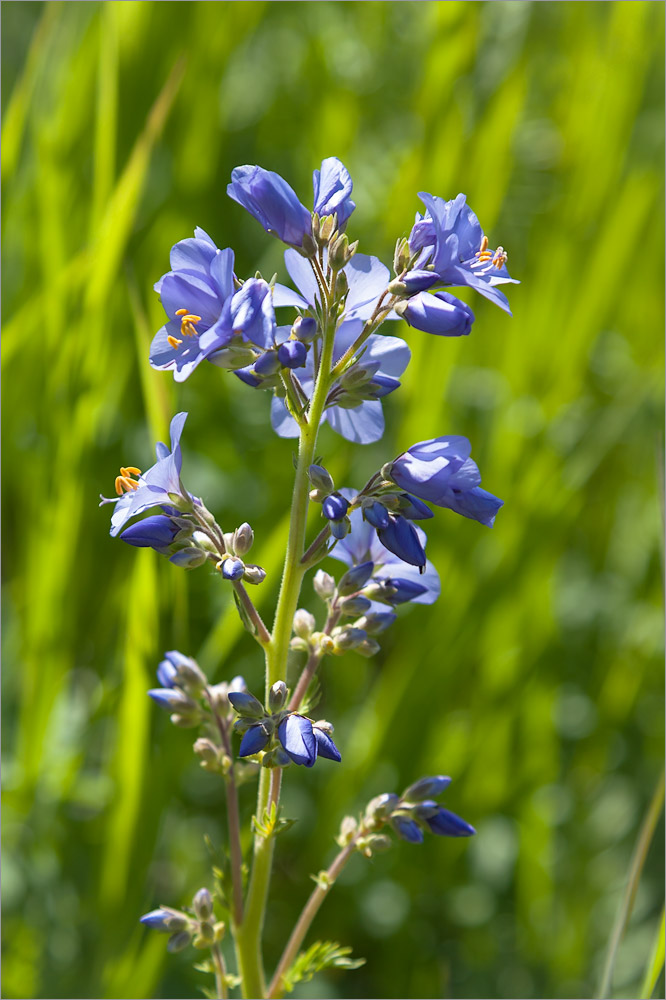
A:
281;941;365;994
640;907;665;999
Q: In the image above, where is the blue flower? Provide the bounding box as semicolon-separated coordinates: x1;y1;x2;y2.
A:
151;229;301;382
399;290;474;337
376;514;426;568
228;165;312;247
389;436;503;527
410;193;518;314
322;493;349;522
425;806;475;838
330;505;440;607
100;412;193;537
267;251;409;444
312;157;355;227
278;714;317;767
237;712;341;768
228;157;356;248
140;909;175;931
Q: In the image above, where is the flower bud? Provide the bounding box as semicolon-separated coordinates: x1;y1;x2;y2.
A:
232;522;254;557
293;608;315;639
191;530;217;553
221;557;245;581
292;316;318;342
243;564;267;585
315;214;336;246
355;611;397;635
268;681;288;713
356;638;381;658
253;350;281;377
334;271;348;298
402;775;452;802
208;345;258;369
362;581;397;604
338;595;372;618
330;517;350;540
328;233;351;269
233;716;255;735
365;792;400;822
192;888;214;921
228;690;265;719
317;634;336;656
278;340;307;369
169;547;208;569
332;627;367;652
337;561;374;596
170;712;202;729
337;815;358;845
394;236;411;275
167;931;191;953
313;570;335;600
193;738;220;766
308;464;335;493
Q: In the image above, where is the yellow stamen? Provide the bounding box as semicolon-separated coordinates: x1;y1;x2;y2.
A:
478;235;489;254
114;466;142;495
168;335;183;349
175;308;188;316
492;246;507;268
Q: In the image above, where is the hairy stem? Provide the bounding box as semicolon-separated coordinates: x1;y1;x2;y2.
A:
288;606;341;713
211;942;228;1000
267;837;359;999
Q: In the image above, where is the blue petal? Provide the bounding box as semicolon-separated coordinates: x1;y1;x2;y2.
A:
277;714;316;767
284;249;320;307
313;727;342;762
325;400;385;444
239;725;270;757
344;253;390;319
270;396;300;438
170;236;218;276
209;247;235;301
426;807;476;837
377;515;426;568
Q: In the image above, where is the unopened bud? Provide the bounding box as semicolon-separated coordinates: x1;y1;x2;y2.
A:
293;608;316;639
332;627;367;652
308;464;335;493
394;237;410;274
338;561;374;596
228;690;265;719
232;522;254;557
292;315;318;342
356;638;381;658
313;570;335;600
387;278;409;296
170;547;208;569
193;738;219;766
167;931;191;953
337;815;359;845
208;345;257;370
243;564;266;585
365;793;400;822
268;681;288;713
338;595;372;618
193;888;214;921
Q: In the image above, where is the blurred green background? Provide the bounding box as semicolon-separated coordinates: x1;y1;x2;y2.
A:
2;2;664;999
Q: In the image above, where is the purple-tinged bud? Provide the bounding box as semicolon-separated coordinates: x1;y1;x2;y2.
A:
391;814;424;844
425;807;476;838
221;557;245;581
277;340;307;369
363;502;390;530
401;269;439;294
147;688;198;712
337;560;375;596
355;612;397;635
313;725;341;762
365;792;400;821
239;724;271;757
397;494;434;520
228;690;265;719
397;290;474;337
140;908;173;931
193;888;214;920
308;464;335;493
253;350;281;377
322;493;349;522
313;570;335;599
120;515;180;549
169;548;208;569
366;375;400;399
268;681;288;713
332;627;368;652
383;577;428;605
338;595;372;618
377;515;426;568
330;517;350;540
292;315;318;342
167;931;191;953
232;522;254;557
403;775;452;801
157;658;179;688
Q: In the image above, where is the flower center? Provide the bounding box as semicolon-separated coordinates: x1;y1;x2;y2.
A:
115;466;142;495
472;235;508;270
167;309;202;349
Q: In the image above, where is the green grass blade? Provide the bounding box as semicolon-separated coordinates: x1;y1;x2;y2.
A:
640;907;665;1000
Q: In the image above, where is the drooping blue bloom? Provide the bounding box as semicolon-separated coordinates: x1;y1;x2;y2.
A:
313;725;342;762
376;514;426;568
330;505;440;607
100;412;193;537
227;165;313;247
312;157;356;227
277;714;317;767
410;193;518;314
228;157;356;247
120;514;180;552
391;815;425;844
425;806;476;838
147;687;196;711
389;436;503;527
239;724;271;757
268;250;410;444
400;290;474;337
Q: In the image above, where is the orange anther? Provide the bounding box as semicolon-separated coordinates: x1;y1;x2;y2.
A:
175;308;188;316
168;335;183;349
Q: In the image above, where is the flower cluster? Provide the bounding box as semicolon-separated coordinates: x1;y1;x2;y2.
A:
230;682;341;769
108;152;516;998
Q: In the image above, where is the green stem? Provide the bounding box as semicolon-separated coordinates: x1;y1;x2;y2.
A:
598;768;665;999
266;836;359;999
235;262;339;998
211;942;228;1000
